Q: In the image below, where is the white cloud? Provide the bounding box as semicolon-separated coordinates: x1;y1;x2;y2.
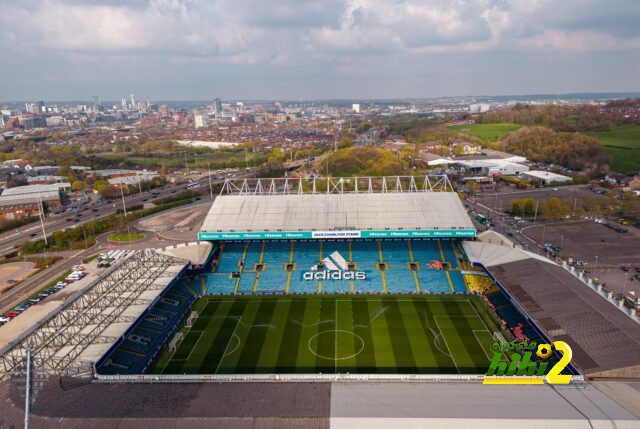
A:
0;0;638;99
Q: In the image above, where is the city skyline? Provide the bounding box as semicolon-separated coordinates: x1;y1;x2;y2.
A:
0;0;639;100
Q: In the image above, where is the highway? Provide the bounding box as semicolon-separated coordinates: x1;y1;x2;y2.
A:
0;168;256;255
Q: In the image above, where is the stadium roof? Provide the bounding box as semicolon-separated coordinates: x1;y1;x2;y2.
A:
464;241;640;378
200;192;475;240
1;378;638;427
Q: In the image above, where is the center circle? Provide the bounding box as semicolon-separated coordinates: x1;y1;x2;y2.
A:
307;329;365;361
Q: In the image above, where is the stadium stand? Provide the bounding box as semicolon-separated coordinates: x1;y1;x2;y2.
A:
257;241;290;293
98;281;198;375
195;239;469;296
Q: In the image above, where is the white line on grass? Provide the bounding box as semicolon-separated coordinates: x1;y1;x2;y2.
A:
464;298;510;363
472;329;493;360
184;331;204;362
433;315;460;374
335;299;338;374
214;316;243;374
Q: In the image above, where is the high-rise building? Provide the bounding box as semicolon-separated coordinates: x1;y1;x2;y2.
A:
121;98;127;109
159;105;169;118
194;114;206;129
352;103;361;113
214;98;222;115
130;94;135;109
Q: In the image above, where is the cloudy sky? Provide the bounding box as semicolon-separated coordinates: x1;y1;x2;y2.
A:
1;0;639;101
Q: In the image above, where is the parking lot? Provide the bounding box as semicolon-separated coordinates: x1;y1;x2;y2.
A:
474;184;604;213
524;220;640;294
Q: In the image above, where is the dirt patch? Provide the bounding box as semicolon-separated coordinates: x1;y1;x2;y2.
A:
0;262;37;292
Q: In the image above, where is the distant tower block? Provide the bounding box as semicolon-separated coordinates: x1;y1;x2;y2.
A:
130;94;135;108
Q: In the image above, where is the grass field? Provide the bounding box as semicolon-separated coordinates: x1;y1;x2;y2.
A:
109;232;145;242
149;294;501;375
586;124;640;174
448;123;522;141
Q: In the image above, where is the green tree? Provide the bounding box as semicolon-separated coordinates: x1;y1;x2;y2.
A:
93;180;108;194
72;180;87;192
538;199;550;220
510;199;522;215
548;197;561;220
522;198;536;216
337;137;354;149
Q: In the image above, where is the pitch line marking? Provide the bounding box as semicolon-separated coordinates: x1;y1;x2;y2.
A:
464;298;497;336
464;298;517;364
335;300;339;371
472;329;493;360
433;315;460;374
215;316;243;374
184;331;204;362
307;330;365;361
221;334;241;358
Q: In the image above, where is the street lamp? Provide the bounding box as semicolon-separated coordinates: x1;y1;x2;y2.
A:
208;162;213;200
120;185;127;217
36;195;47;246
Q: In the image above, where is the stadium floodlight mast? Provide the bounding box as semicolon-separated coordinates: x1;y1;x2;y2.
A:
120;185;127;217
36;195;47;245
23;345;33;429
208;162;213;200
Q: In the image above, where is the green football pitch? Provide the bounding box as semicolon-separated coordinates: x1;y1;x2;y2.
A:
149;294;501;375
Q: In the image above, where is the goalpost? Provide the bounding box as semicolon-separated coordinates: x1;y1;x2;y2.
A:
186;311;198;327
169;332;184;352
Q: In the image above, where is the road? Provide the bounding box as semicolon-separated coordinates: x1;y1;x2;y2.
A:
0;168;256;256
466;198;539;252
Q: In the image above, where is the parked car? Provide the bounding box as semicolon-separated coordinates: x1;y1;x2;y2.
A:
0;316;11;323
3;311;17;318
621;265;630;272
6;279;16;284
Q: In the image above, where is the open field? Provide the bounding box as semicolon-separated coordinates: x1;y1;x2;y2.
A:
586;125;640;174
448;123;522;141
149;294;500;375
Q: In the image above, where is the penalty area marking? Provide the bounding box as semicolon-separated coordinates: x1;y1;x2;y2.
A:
308;330;365;361
222;334;241;358
433;315;460;374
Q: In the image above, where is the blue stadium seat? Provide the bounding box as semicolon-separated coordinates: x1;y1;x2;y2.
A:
97;276;198;375
380;240;417;293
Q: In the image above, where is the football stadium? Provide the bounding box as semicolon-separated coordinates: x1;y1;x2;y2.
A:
93;176;559;377
1;176;640;427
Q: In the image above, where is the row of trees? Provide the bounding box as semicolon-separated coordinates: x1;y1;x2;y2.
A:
509;193;640;220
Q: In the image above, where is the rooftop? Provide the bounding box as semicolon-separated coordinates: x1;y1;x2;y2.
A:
522;170;573;181
200;192;475;238
464;241;640;377
0;183;70;196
